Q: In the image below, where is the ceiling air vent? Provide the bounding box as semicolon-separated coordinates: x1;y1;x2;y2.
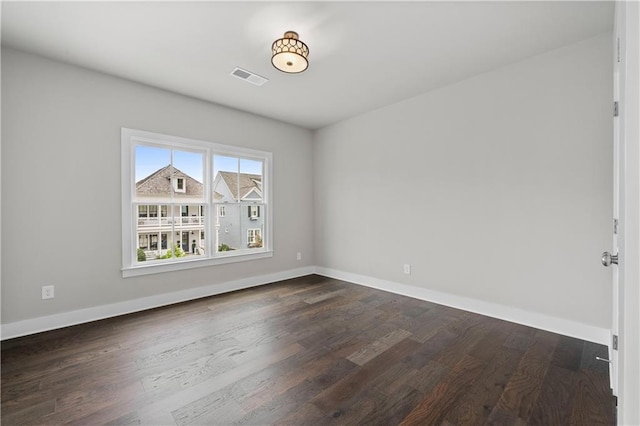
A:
230;67;268;86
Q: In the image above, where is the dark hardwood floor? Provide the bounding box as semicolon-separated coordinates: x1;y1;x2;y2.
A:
1;275;615;425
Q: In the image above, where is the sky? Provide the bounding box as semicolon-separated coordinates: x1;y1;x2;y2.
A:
135;146;262;183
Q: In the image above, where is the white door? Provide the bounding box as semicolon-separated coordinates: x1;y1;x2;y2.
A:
605;1;627;397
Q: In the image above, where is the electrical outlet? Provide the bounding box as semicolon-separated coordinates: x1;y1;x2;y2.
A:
42;285;55;300
403;264;411;275
296;252;302;261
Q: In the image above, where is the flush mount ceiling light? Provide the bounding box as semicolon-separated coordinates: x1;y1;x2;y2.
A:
271;31;309;74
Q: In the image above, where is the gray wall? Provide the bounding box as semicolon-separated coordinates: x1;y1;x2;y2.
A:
313;33;613;329
1;47;314;324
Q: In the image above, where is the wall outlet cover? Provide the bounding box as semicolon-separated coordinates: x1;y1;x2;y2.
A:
42;285;55;300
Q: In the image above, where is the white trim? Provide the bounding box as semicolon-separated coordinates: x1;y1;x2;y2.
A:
1;266;611;345
313;267;610;345
0;266;314;341
618;0;640;423
122;250;273;278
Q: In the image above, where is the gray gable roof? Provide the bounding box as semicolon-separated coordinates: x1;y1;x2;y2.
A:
218;171;262;201
136;165;203;198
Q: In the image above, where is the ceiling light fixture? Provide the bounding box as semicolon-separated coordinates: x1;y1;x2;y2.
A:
271;31;309;74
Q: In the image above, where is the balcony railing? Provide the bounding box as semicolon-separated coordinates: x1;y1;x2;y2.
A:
137;215;204;228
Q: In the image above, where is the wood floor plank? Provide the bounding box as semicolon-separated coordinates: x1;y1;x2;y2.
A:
140;351;237;395
278;402;327;425
488;330;559;423
399;354;486;425
346;328;412;366
1;398;57;425
569;368;617;425
171;383;246;426
41;379;145;425
135;342;303;423
404;360;449;394
1;275;615;425
103;411;143;426
310;338;420;415
233;346;336;412
551;335;585;371
528;364;577;425
358;385;424;426
444;346;524;425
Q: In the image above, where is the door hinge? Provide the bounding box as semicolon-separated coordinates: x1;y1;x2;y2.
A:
614;218;619;234
614;101;619;117
617;37;621;63
613;335;618;351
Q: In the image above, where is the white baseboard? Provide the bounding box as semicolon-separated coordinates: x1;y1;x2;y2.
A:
1;265;610;346
0;266;315;341
314;266;610;346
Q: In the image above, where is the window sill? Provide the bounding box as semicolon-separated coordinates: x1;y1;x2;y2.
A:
122;250;273;278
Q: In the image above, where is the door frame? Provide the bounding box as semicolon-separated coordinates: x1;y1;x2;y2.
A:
611;1;623;397
613;1;640;424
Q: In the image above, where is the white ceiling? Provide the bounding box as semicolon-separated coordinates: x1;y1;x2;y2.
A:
1;1;613;130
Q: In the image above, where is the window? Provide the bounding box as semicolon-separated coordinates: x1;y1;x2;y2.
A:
149;234;159;250
176;177;185;192
138;205;148;218
138;233;160;250
139;234;149;250
213;155;265;255
247;229;262;247
121;128;272;277
249;205;260;220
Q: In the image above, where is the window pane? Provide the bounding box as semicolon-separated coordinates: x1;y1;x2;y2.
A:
137;204;159;228
137;232;174;263
175;204;206;257
153;231;180;261
135;146;171;199
173;150;204;201
213;155;239;203
215;203;241;252
242;203;265;250
190;204;207;256
213;155;239;175
136;202;205;263
240;159;263;202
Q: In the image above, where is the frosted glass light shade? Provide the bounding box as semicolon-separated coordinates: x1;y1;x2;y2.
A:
271;31;309;74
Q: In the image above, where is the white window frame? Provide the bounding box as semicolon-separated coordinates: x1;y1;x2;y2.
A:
121;128;273;277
